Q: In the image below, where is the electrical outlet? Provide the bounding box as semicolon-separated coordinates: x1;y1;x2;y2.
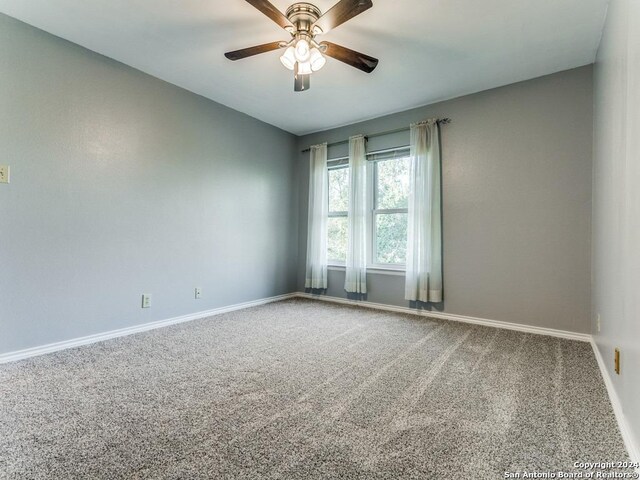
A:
141;294;151;308
195;287;202;299
614;348;620;375
596;314;601;333
0;165;9;184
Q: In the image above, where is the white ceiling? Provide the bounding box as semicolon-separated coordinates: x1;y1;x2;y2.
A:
0;0;608;135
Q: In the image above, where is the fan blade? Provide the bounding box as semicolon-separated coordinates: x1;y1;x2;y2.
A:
294;65;311;92
321;42;378;73
312;0;372;34
244;0;293;30
225;41;283;61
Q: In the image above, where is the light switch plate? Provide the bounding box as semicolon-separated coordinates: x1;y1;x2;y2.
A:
0;165;9;184
195;288;202;299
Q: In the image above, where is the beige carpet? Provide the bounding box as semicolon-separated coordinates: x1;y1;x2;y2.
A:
0;298;631;479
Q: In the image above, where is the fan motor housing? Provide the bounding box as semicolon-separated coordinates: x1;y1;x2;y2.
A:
286;3;322;33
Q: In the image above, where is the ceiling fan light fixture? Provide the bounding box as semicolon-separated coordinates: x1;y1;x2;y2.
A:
309;48;326;71
224;0;379;92
297;60;313;75
280;46;296;70
294;38;311;62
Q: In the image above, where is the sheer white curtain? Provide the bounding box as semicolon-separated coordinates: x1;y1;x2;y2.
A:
405;120;443;302
345;135;367;294
305;143;329;289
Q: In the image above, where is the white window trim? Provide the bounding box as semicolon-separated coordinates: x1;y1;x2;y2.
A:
327;162;348;266
328;265;404;276
367;156;408;271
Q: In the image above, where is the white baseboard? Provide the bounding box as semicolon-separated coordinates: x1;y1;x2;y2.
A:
0;293;297;364
591;339;640;466
295;293;591;342
0;291;589;365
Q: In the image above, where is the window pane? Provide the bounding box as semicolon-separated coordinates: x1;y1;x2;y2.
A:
328;167;349;212
328;216;347;262
375;213;407;264
376;158;410;209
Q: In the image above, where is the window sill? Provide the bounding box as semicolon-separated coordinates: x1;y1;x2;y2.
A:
327;264;345;270
328;265;405;276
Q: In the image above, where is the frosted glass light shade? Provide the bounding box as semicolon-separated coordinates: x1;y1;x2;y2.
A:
294;39;311;62
309;48;326;71
297;61;312;75
280;46;296;70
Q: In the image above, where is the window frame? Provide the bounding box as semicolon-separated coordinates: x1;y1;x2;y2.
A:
367;154;410;271
327;159;349;266
325;147;410;271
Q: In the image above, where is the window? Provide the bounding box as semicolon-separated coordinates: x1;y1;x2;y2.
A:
371;155;410;267
327;163;349;264
326;148;411;270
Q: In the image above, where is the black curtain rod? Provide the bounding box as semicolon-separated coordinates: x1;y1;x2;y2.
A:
300;118;451;153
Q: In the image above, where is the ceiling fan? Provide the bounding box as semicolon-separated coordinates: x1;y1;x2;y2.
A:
224;0;379;92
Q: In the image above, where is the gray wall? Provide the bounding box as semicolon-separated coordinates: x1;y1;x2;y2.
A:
0;11;596;359
297;66;594;334
592;0;640;457
0;14;298;354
